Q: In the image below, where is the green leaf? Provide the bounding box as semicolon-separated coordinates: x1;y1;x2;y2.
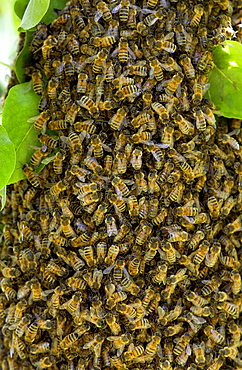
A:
0;186;7;211
19;0;50;30
208;41;242;119
42;0;68;25
15;31;34;83
2;82;40;184
0;126;16;189
14;0;29;20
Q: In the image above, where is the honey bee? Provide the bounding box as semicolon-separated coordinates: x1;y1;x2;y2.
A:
29;341;50;355
134;172;147;195
95;1;112;23
60;292;82;316
109;107;128;130
47;77;59;99
49;179;67;198
130;318;151;331
217;301;239;318
152;263;167;285
203;325;225;344
105;214;118;236
60;216;76;238
13;315;32;337
78;95;99;117
34;109;51;131
192;76;209;105
165;72;184;95
111;355;128;370
190;4;204;27
224;215;242;234
206;357;224;370
230;270;242;294
22;165;41;187
179;55;195;79
24;321;39;343
163;323;184;338
173;330;194;355
149;57;163;81
91;48;109;74
135;221;152;246
93;203;108;225
205;242;221;267
144;333;161;356
32;70;43;95
185;291;209;307
124;344;145;362
77;72;88;94
121;276;140;295
172;113;195;136
115;84;140;102
143;8;164;27
201;275;222;296
151;102;169;123
30;145;51;167
60;332;79;350
84;156;103;174
42;35;57;59
70;7;85;29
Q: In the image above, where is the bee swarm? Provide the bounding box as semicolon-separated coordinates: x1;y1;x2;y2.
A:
1;0;242;369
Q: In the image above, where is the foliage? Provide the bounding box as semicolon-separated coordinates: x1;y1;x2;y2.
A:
208;41;242;119
15;0;68;29
2;82;40;185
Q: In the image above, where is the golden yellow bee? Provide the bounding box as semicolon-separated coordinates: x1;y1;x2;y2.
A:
22;165;41;188
60;331;79;350
124;343;145;362
13;314;32;338
95;1;112;22
84;156;103;174
32;70;43;95
109;107;128;130
201;275;222;296
42;35;57;59
24;320;39;343
151;102;169;123
207;196;220;218
190;4;204;27
115;83;140;102
165;72;183;95
205;242;221;267
78;95;99;117
143;8;164;26
77;72;88;94
204;325;225;344
144;333;161;356
105;313;122;335
149;57;163;81
130;318;151;331
34;109;51;131
108;193;125;213
185;291;209;307
173;330;194;356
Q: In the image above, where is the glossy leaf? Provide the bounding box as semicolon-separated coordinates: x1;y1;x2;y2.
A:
0;126;16;189
0;186;7;211
19;0;50;30
14;0;29;20
15;31;34;83
208;41;242;119
2;82;40;184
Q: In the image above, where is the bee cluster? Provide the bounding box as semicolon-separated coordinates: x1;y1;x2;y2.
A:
1;0;242;369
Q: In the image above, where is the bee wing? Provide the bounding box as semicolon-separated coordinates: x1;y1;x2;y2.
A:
186;344;192;356
128;47;136;60
27;115;40;123
117;344;126;357
192;315;206;325
107;336;118;341
112;4;121;13
103;264;115;274
94;10;103;23
163;32;175;40
182;215;195;224
41;156;56;165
